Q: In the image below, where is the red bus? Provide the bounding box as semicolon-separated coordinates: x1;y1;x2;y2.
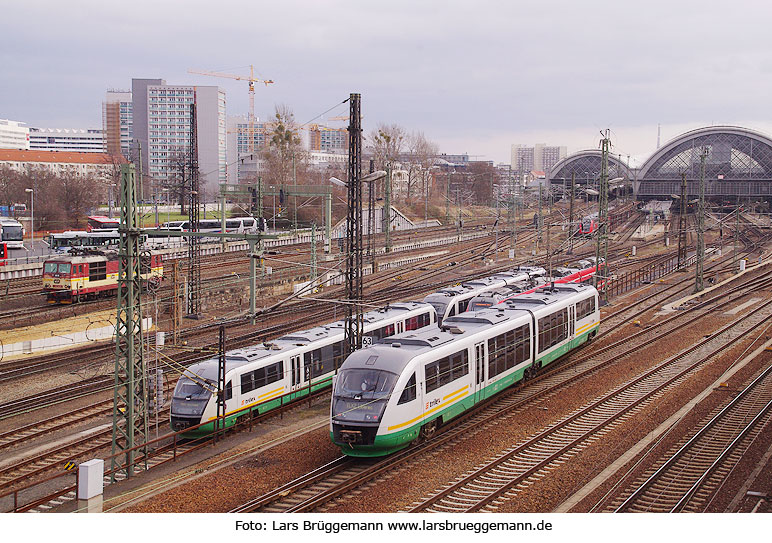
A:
87;216;120;232
0;242;7;266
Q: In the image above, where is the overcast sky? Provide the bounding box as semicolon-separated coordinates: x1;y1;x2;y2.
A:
3;0;772;165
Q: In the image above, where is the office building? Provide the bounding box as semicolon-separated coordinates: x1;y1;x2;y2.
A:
28;128;105;153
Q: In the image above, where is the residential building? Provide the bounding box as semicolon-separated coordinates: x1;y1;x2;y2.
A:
0;149;125;183
103;90;133;158
226;115;267;184
0;119;29;150
308;124;348;152
132;78;226;198
511;144;567;181
28;128;105;153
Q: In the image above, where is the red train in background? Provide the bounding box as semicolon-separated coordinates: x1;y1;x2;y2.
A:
42;250;163;303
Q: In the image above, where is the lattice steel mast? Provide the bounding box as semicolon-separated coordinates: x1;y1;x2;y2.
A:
695;147;708;292
677;172;688;269
344;93;363;360
187;100;201;317
595;130;611;303
111;163;149;481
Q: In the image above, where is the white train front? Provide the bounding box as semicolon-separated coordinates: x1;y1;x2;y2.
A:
330;282;600;457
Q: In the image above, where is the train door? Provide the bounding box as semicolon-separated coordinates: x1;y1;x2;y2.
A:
289;355;302;394
396;320;405;334
474;342;485;403
569;305;575;339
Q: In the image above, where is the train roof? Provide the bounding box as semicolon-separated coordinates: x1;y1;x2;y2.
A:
502;282;594;309
183;301;434;377
340;307;532;375
44;252;120;263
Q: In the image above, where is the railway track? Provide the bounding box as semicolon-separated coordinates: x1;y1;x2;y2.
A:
227;258;772;513
404;298;772;513
609;361;772;513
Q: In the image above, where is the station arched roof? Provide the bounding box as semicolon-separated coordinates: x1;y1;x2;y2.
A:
548;150;632;184
636;125;772;200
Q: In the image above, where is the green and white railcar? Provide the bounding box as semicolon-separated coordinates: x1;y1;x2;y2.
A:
330;282;600;457
170;302;435;436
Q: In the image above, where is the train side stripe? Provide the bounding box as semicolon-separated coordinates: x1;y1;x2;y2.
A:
387;389;469;432
575;321;600;335
442;384;469;401
207;386;285;420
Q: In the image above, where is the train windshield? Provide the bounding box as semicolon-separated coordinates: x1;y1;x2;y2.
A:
335;368;398;400
427;301;448;320
332;368;399;424
171;376;214;417
44;262;71;274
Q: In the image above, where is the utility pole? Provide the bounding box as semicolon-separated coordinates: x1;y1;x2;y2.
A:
734;200;740;271
536;183;543;254
384;164;392;253
547;187;552;277
111;163;149;481
187;101;201;318
494;186;500;260
344;93;363;360
568;173;575;254
445;171;451;224
367;159;375;266
695;148;708;292
677;172;688;269
456;187;462;243
510;190;517;259
595;130;611;303
311;222;318;286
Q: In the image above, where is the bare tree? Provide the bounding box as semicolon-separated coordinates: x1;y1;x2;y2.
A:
367;123;405;197
403;131;439;202
262;104;306;187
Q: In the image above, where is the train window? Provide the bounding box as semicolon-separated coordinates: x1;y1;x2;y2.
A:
58;263;72;274
44;262;58;274
265;362;283;385
538;309;568;353
225;381;232;401
304;348;325;379
226;220;240;229
241;372;255;393
89;261;107;281
576;297;596;320
333;341;344;368
488;324;530;379
425;349;468;393
458;299;470;313
397;373;417;404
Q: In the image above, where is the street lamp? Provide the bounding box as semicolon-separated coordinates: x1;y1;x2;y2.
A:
25;188;33;250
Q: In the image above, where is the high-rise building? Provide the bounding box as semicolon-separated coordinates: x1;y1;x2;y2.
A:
131;78;226;198
511;143;567;178
28;128;105;153
226;115;267;183
0;119;30;150
103;90;133;158
308;124;348;152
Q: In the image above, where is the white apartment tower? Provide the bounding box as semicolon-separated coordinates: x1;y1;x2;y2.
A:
132;79;226;199
511;143;567;176
0;119;30;150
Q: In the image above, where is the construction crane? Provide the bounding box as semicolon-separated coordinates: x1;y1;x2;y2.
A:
188;65;274;153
